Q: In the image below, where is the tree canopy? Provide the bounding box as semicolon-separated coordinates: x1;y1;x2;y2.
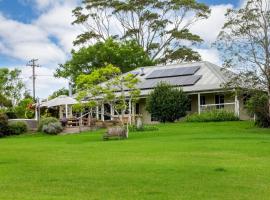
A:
72;0;210;64
0;68;25;106
217;0;270;126
55;38;154;81
75;64;140;128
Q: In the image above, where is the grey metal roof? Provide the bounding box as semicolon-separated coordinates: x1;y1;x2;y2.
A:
126;61;232;96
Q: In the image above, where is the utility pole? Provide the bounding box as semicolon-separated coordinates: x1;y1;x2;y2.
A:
27;59;40;121
27;59;40;102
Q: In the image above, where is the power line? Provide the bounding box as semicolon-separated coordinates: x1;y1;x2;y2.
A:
26;59;40;102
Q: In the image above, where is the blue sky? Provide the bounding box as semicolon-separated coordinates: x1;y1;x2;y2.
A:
0;0;243;98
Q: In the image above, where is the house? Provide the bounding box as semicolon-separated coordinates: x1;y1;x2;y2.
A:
42;61;251;125
102;61;250;124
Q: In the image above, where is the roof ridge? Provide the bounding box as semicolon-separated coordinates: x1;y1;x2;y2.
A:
134;61;208;71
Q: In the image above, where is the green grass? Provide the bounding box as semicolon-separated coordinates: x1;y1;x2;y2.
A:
0;121;270;200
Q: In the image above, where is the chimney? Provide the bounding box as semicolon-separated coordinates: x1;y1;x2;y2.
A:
140;68;145;76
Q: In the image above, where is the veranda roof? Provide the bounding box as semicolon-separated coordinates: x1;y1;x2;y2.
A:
40;95;78;108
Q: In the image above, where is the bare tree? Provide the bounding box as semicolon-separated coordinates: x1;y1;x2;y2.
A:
217;0;270;116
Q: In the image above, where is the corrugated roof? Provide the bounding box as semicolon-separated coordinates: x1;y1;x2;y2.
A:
127;61;232;95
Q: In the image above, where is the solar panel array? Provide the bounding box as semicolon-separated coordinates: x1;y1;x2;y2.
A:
138;75;202;90
146;66;200;79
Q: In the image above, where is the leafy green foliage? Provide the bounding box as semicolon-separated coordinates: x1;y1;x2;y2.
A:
72;0;210;63
76;64;141;126
38;117;59;132
0;93;12;108
245;92;270;127
13;98;35;119
42;122;63;135
8;121;28;135
146;82;189;122
55;39;154;81
0;113;9;137
185;110;239;122
0;68;25;105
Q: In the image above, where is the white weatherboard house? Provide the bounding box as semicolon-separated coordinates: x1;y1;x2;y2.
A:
94;61;251;124
42;61;251;125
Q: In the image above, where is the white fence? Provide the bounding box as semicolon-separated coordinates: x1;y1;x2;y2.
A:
200;102;239;116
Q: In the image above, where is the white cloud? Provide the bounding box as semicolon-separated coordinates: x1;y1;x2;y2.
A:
0;13;67;65
0;0;81;98
191;4;233;44
195;48;221;65
20;66;68;99
34;2;81;51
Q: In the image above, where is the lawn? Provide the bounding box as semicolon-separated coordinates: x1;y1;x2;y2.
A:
0;121;270;200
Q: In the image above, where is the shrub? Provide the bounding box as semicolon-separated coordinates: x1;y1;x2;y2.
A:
185;110;239;122
38;117;59;132
5;111;17;119
146;82;189;122
42;122;63;135
0;113;9;137
8;121;28;135
245;93;270;128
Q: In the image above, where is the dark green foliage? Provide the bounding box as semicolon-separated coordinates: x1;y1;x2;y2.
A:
185;110;239;122
146;83;189;122
4;111;17;119
245;93;270;128
8;122;28;135
42;122;63;135
0;113;9;137
55;39;154;81
38;117;59;132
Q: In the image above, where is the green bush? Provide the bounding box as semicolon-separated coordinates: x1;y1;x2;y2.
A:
146;82;189;122
185;110;239;122
0;113;9;137
8;121;28;135
5;111;17;119
38;117;59;132
42;122;63;135
245;93;270;128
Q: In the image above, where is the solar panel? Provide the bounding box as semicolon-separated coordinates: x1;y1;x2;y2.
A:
146;66;200;79
138;75;202;90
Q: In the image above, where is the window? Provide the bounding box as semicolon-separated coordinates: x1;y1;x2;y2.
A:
200;96;206;105
135;103;140;115
215;94;225;109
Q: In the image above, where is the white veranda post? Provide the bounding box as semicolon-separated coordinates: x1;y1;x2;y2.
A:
198;93;201;114
110;105;114;120
101;104;105;121
65;104;68;118
128;99;132;125
96;106;99;120
235;94;240;117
